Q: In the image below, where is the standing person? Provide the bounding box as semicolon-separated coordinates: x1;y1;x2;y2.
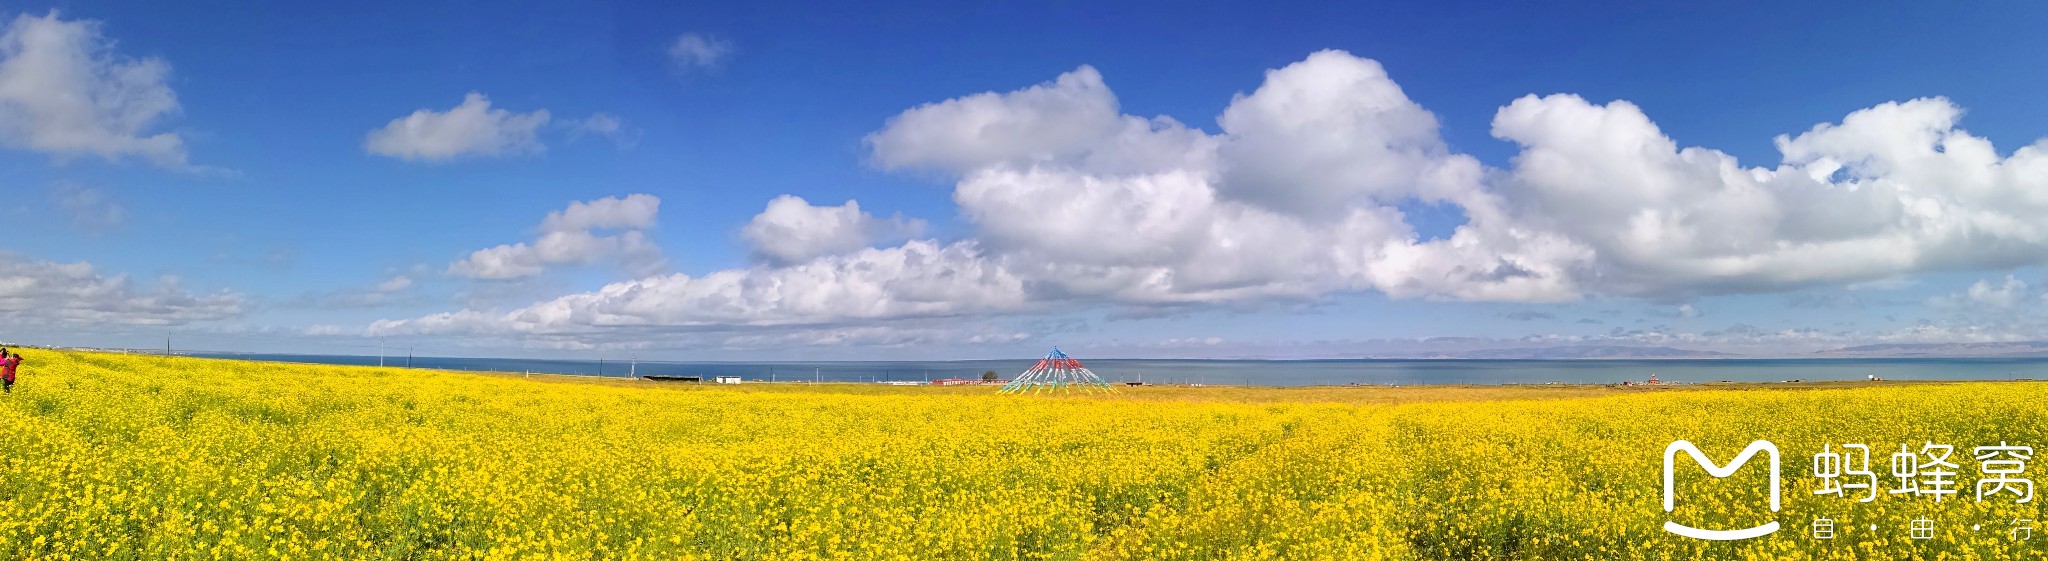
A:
0;349;18;394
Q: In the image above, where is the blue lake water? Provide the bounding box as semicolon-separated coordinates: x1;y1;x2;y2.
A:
186;353;2048;386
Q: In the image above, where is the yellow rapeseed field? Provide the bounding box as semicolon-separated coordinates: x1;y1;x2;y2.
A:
0;350;2041;559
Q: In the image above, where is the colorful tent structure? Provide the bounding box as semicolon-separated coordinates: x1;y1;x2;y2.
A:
999;347;1115;394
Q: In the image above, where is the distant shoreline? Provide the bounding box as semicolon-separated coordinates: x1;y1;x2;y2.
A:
42;345;2048;362
27;348;2047;387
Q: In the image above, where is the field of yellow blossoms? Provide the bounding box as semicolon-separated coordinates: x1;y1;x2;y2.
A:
0;350;2042;559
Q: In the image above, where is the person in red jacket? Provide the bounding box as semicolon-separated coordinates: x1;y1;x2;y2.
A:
0;349;19;394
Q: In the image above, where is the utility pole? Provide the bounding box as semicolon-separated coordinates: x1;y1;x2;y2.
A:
378;337;385;367
407;347;413;369
598;359;605;377
165;330;171;355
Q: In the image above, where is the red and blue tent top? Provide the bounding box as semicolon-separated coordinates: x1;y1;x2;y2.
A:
999;346;1115;394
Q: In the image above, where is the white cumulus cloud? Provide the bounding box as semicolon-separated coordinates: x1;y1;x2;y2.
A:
866;66;1128;175
741;195;926;265
1491;95;2048;298
364;92;550;162
1216;50;1465;216
448;194;666;280
0;12;188;167
893;50;1578;304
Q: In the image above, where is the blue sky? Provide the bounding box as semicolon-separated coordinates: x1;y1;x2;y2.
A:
8;1;2048;359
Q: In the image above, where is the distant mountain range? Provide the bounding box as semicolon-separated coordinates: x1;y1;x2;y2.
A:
1375;345;1740;359
1368;341;2048;360
1808;341;2048;358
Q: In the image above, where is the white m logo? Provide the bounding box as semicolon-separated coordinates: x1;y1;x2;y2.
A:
1663;440;1781;540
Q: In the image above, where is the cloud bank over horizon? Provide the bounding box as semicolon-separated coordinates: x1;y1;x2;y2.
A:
363;49;2048;353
